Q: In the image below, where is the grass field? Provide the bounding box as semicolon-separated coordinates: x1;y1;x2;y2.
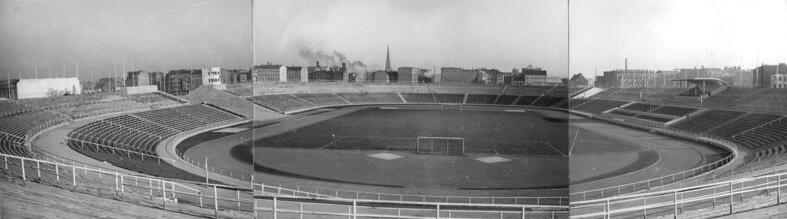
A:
254;107;569;156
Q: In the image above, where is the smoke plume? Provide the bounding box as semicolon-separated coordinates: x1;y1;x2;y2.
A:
298;48;367;73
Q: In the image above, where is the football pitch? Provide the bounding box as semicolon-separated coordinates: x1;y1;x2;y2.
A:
253;107;569;157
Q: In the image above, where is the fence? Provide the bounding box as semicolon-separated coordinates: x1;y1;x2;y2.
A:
255;183;569;206
0;152;254;218
254;193;569;219
571;170;787;219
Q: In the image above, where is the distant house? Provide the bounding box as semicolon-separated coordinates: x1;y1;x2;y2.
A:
569;73;588;89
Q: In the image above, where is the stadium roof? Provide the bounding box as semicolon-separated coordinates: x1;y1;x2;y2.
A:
671;78;727;86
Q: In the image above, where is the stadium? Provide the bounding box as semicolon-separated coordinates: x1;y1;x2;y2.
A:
0;82;572;218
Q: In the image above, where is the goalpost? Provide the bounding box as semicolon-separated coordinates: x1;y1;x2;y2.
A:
416;136;465;155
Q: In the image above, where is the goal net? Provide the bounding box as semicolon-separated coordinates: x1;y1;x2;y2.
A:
416;136;465;155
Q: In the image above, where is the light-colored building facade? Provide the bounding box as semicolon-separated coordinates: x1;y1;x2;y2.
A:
253;63;286;82
772;74;787;88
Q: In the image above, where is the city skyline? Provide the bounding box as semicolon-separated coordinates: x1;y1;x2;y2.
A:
570;0;787;78
253;0;569;77
0;0;252;82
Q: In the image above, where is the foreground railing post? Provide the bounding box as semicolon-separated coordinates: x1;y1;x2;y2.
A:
352;200;357;219
436;204;441;219
20;158;26;183
778;175;782;205
273;196;278;219
120;174;124;200
236;190;241;211
35;160;40;178
673;190;678;219
55;163;60;183
729;182;734;215
213;185;219;219
521;206;526;219
162;180;166;211
71;165;76;191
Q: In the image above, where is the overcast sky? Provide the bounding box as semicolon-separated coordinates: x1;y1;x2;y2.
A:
571;0;787;78
0;0;251;81
5;0;786;81
254;0;569;76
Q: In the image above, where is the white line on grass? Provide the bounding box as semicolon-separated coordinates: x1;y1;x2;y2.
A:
568;129;580;157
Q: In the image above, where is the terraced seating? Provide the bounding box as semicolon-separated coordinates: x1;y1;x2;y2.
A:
434;94;465;104
338;93;402;104
248;94;315;113
465;94;497;104
294;93;347;106
494;95;518;105
650;106;697;117
571;99;629;114
0;134;31;157
731;118;787;152
0;111;67;138
0;100;38;117
17;94;112;108
401;93;435;103
514;96;538;106
669;110;745;133
69;121;160;155
532;96;566;107
607;109;673;123
622;103;659;112
127;92;182;106
103;115;178;138
708;113;782;140
67;104;243;157
735;89;787;112
568;99;592;108
53;99;147;119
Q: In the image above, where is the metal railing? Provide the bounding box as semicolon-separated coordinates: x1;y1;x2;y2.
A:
571;170;787;219
254;183;569;206
0;152;254;218
254;193;569;219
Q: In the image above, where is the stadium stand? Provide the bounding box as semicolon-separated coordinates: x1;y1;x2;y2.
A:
434;93;465;104
67;104;243;157
514;96;538;106
0;99;38;117
465;94;497;104
669;110;746;133
294;93;349;106
570;99;629;114
400;93;435;103
532;96;566;107
17;92;182;119
621;103;660;112
248;94;315;113
337;92;403;104
650;105;697;117
708;113;782;140
730;117;787;153
494;95;518;105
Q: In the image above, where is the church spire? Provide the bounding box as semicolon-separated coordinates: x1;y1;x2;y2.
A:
385;45;391;71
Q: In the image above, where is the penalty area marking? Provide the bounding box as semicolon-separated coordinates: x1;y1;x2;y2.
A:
368;152;403;160
475;156;512;164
